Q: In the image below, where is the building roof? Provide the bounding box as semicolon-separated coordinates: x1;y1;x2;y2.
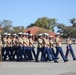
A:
23;26;56;38
23;26;39;34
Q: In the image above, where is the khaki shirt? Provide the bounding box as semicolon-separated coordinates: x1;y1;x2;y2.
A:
23;38;29;46
0;40;3;47
67;38;71;45
12;38;18;47
38;38;43;48
18;37;23;46
55;37;62;47
49;39;54;48
43;38;49;47
29;38;34;47
3;38;8;47
7;38;12;47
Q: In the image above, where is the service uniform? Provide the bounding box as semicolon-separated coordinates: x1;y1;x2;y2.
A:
2;37;8;61
23;36;33;61
49;39;56;58
23;37;29;60
43;37;51;61
55;37;67;62
18;37;23;61
7;37;12;61
37;37;44;61
65;38;76;60
12;37;18;61
0;36;2;61
29;38;37;61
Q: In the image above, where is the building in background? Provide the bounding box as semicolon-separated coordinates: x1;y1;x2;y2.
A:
23;26;56;41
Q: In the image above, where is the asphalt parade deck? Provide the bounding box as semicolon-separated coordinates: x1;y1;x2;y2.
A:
0;44;76;75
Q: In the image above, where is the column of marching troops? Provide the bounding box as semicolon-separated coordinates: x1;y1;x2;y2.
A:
0;32;76;63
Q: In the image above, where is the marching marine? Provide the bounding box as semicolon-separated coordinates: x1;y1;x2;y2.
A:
29;34;37;61
7;33;12;61
12;34;18;61
36;34;44;62
65;36;76;60
2;33;8;61
55;33;68;62
43;33;52;61
18;32;23;61
49;36;56;57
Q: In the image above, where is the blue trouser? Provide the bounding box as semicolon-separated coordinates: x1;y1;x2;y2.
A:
23;46;27;60
12;47;18;60
28;47;37;61
44;47;51;61
24;46;33;61
17;46;23;61
36;47;45;61
55;47;67;61
51;48;56;57
2;47;5;59
65;44;76;60
49;48;56;61
2;47;7;60
8;47;13;61
2;47;9;61
28;47;33;60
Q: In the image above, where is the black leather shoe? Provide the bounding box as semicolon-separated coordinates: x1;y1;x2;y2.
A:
73;59;76;61
35;60;39;62
64;60;68;62
54;61;59;63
